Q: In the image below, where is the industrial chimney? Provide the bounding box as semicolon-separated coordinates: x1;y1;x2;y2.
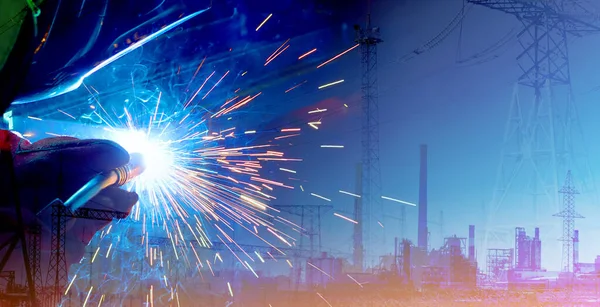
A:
533;227;541;270
468;225;475;263
574;229;579;273
402;239;411;283
418;144;428;251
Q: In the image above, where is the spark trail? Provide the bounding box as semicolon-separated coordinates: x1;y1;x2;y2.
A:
32;12;362;305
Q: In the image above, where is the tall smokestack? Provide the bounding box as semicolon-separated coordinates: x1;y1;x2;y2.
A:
402;240;411;282
533;227;541;270
468;225;475;263
418;144;428;251
574;229;579;273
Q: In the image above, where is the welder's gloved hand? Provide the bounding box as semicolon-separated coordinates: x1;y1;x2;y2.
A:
0;130;138;269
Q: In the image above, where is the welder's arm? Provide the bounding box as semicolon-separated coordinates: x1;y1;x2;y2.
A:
0;130;138;271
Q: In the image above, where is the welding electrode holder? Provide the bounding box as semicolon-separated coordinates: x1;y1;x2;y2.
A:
62;152;146;211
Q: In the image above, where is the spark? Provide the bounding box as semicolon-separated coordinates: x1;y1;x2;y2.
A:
339;190;361;198
265;39;290;66
245;261;259;278
206;260;215;276
202;70;230;100
27;116;41;121
82;286;93;307
256;13;273;31
320;145;343;148
308;108;327;114
334;212;358;224
347;274;363;287
281;128;301;132
185;70;215;108
318;79;344;89
275;133;300;140
285;80;307;93
241;195;267;210
97;294;105;307
307;262;334;280
298;48;317;59
279;168;296;174
308;122;320;129
378;221;384;228
153;92;162;122
311;193;331;202
57;109;76;119
317;293;333;307
105;243;113;258
255;251;265;263
227;282;234;297
245;130;257;134
381;196;417;206
64;274;77;295
176;291;181;307
265;45;290;66
186;57;207;91
317;43;359;69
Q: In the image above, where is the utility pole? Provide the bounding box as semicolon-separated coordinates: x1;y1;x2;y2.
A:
355;10;383;269
553;171;583;273
468;0;598;259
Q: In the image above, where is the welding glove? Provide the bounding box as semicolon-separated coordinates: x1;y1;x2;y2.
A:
0;130;138;276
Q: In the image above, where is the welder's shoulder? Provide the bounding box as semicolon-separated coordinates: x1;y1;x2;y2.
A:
0;130;11;151
0;130;25;152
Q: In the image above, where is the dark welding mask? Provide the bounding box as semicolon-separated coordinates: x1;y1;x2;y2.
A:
0;0;210;114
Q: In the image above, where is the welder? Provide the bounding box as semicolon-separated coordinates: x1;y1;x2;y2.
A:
0;0;206;288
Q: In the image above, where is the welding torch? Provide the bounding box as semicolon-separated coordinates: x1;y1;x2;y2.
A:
64;153;146;211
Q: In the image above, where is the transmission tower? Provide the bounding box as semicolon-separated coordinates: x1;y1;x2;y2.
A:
0;151;36;306
46;201;129;306
276;205;331;288
553;171;584;273
468;0;598;256
355;13;383;269
353;164;364;272
27;224;42;302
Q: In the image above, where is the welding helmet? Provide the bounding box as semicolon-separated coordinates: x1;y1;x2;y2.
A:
0;0;210;115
